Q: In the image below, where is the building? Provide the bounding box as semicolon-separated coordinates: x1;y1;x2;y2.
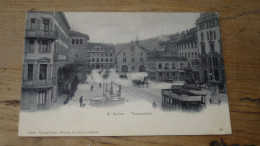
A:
116;40;149;73
88;43;116;69
176;27;200;80
196;13;225;83
146;53;188;81
68;30;90;82
21;12;71;111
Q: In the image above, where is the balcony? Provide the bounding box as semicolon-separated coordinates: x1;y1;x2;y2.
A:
25;29;58;40
22;78;56;88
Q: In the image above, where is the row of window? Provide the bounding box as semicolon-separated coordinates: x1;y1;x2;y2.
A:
27;64;48;80
177;42;197;49
122;58;144;63
200;30;217;41
28;39;51;53
89;48;112;52
91;53;113;57
72;39;83;45
201;57;219;66
123;52;143;56
200;41;215;54
198;19;218;30
147;62;183;70
179;52;198;59
30;18;50;32
91;58;113;63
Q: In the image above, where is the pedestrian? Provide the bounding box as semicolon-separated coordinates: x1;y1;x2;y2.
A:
218;98;221;104
79;96;83;107
209;97;212;104
91;84;94;91
152;101;156;109
146;80;149;88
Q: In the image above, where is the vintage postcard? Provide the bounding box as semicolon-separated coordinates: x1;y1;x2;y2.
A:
18;12;231;136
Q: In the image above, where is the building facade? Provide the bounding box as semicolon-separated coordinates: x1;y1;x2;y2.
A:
146;53;188;81
116;41;149;73
21;12;70;111
68;31;90;82
88;43;116;69
176;27;200;80
196;13;225;83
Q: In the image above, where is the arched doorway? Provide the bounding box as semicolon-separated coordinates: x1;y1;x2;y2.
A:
139;65;145;72
121;65;128;73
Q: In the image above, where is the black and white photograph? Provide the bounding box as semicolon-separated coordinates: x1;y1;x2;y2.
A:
19;12;231;136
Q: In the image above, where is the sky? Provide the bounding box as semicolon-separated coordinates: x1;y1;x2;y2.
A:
65;12;200;44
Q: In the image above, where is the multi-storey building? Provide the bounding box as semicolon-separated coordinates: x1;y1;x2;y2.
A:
116;40;149;73
196;13;225;83
176;27;200;80
68;30;90;82
21;12;70;111
146;53;188;81
88;43;116;69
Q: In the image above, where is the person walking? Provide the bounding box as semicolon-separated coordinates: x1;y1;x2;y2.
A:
91;84;94;91
79;96;83;107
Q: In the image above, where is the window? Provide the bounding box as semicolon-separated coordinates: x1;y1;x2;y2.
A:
207;32;209;40
192;52;194;58
29;39;34;52
165;63;169;70
96;59;99;62
42;19;49;32
110;58;113;62
201;32;204;41
210;31;213;40
101;54;103;57
101;59;103;62
158;63;162;69
105;58;108;62
141;52;142;56
123;52;125;56
180;63;183;69
213;57;218;66
41;40;48;53
72;39;75;44
202;58;207;66
39;64;47;80
123;58;126;62
172;63;175;69
37;91;47;105
201;43;205;54
31;18;36;29
159;72;162;79
213;30;216;39
195;52;198;58
27;64;33;80
132;66;135;70
188;53;190;58
131;58;135;62
80;39;82;44
92;58;94;62
140;58;143;62
185;53;187;58
76;39;79;44
106;53;108;57
210;41;215;52
110;53;112;57
191;43;193;48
